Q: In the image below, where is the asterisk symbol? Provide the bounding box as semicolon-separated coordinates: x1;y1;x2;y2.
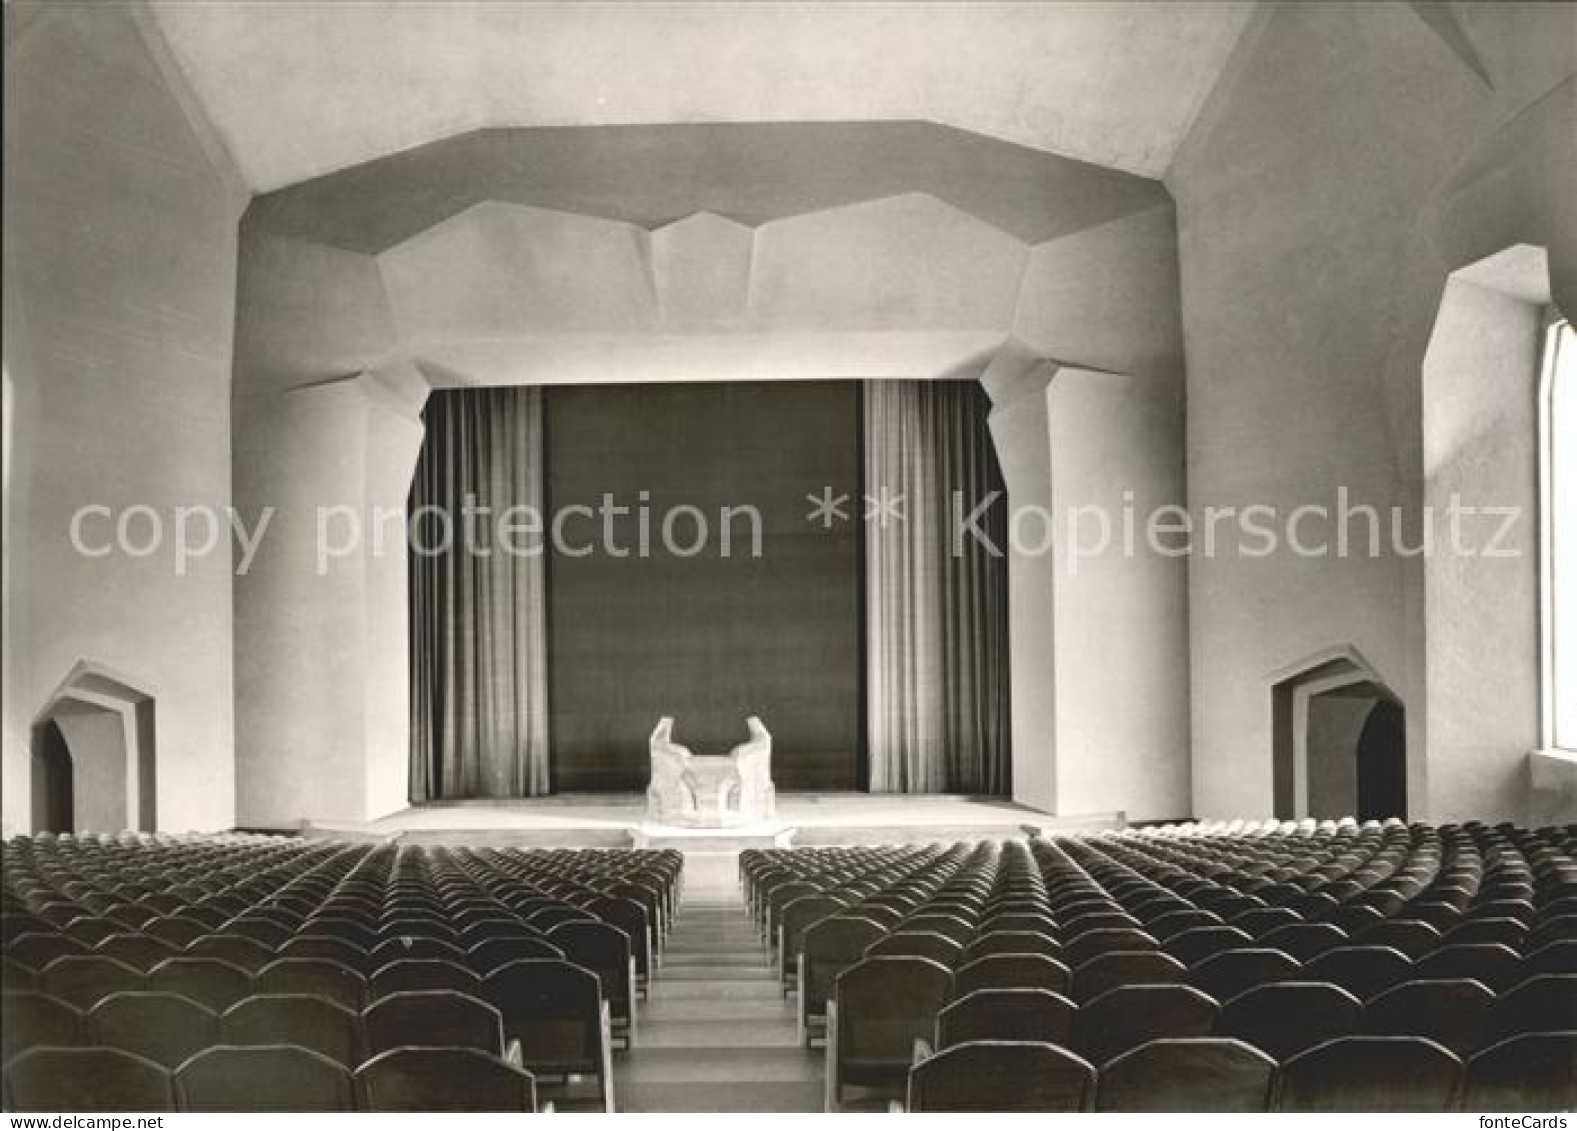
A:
864;486;906;528
806;486;850;529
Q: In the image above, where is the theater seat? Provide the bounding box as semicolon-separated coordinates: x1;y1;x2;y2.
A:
1304;945;1412;1001
828;956;952;1108
1217;981;1362;1060
364;990;507;1057
952;953;1069;997
908;1041;1094;1112
254;957;367;1011
222;994;363;1066
1094;1038;1274;1112
935;987;1075;1049
4;1046;174;1112
1072;951;1185;1003
88;991;220;1068
1;991;83;1061
174;1044;356;1112
1275;1035;1462;1112
1460;1031;1577;1111
356;1046;537;1112
1360;978;1493;1057
1483;974;1577;1043
1189;948;1299;1002
1074;983;1219;1065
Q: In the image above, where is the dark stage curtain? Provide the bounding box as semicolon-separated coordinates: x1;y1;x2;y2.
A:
865;380;1010;794
409;387;550;799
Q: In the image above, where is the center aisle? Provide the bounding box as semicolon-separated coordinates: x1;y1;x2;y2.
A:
612;853;824;1112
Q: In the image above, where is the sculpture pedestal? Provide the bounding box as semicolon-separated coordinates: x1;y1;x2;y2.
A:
646;716;776;828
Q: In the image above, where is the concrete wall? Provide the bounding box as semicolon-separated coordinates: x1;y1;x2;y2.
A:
2;4;247;833
1423;273;1542;821
1169;1;1575;822
1049;369;1190;822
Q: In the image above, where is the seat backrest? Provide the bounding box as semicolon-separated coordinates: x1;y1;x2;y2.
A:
1440;916;1528;949
909;1041;1093;1112
175;1044;355;1111
464;935;564;975
369;936;468;968
1357;918;1441;958
1164;926;1254;966
1304;945;1413;1001
866;930;964;967
278;935;369;968
43;954;144;1010
479;959;603;1075
1461;1031;1577;1111
1412;942;1522;990
4;1046;173;1112
356;1046;537;1112
363;990;505;1057
222;994;363;1066
953;952;1070;997
935;988;1075;1050
88;991;220;1068
835;956;953;1068
1258;922;1347;961
94;933;181;973
966;930;1060;961
802;915;887;1017
1074;983;1219;1065
369;958;481;1001
1072;951;1186;1003
1064;928;1158;967
1523;939;1577;978
8;932;89;970
1275;1035;1462;1112
147;957;251;1012
1;991;82;1061
253;958;367;1011
1360;977;1494;1057
1188;947;1299;1002
1217;981;1362;1060
1095;1037;1274;1112
186;934;274;973
1484;973;1577;1043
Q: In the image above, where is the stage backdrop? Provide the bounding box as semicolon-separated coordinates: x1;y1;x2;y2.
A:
544;380;864;790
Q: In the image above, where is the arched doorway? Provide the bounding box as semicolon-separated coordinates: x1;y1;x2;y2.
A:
1271;645;1407;821
29;661;157;834
30;720;74;834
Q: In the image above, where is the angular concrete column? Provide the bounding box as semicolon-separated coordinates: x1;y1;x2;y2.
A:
982;350;1058;814
232;367;426;827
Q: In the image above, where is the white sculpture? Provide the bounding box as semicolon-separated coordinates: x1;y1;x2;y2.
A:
647;716;775;828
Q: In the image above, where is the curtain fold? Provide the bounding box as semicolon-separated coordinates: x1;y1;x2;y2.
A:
865;380;1010;794
409;387;550;800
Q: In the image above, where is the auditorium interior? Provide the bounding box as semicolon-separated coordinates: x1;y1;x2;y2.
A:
2;0;1575;1114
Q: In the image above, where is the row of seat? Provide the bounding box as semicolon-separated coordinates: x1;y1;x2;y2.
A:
4;835;684;1111
901;1032;1572;1112
742;818;1575;1110
4;1044;538;1112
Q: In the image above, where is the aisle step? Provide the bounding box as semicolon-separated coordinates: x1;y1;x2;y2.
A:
614;860;822;1112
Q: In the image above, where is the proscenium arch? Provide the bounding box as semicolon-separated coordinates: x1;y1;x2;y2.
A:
230;123;1188;827
30;660;157;833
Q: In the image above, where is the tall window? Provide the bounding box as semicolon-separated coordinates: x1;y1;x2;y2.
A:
1540;316;1575;752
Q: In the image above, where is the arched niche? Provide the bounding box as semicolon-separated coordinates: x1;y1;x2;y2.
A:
30;660;156;833
1270;645;1405;821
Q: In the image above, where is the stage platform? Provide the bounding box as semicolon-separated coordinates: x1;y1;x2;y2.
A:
301;793;1123;851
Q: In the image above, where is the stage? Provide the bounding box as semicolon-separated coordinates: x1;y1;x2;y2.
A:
300;793;1124;851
